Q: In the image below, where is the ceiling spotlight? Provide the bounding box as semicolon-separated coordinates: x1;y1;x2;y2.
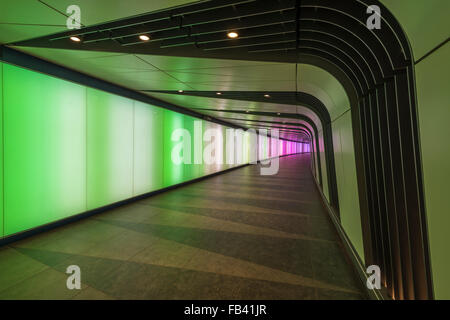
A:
246;110;249;113
227;31;239;39
264;94;270;98
139;35;150;41
216;92;222;95
178;90;184;93
70;36;81;42
277;112;281;115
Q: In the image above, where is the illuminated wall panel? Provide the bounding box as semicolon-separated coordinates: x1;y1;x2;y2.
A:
133;101;164;196
243;131;250;164
258;135;264;160
3;64;86;235
264;136;269;159
163;109;185;186
183;115;203;181
220;125;228;170
224;127;234;168
214;124;225;173
234;129;245;166
202;121;213;175
0;63;260;238
203;121;223;175
87;88;133;210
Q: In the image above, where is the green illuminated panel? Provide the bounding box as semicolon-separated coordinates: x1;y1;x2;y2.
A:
0;63;261;238
232;128;245;166
87;88;133;209
3;64;86;236
133;101;164;196
183;115;203;180
214;123;225;173
203;121;215;175
163;109;184;186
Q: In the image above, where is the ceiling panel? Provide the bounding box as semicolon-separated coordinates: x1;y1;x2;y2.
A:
137;54;281;71
145;92;301;113
138;56;296;91
17;47;125;60
187;80;296;92
165;64;295;82
83;54;158;71
111;71;191;91
0;24;66;44
12;47;187;91
0;0;67;44
0;0;65;25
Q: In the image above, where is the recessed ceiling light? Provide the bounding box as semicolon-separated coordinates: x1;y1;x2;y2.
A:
178;90;184;93
227;31;239;39
139;35;150;41
70;36;81;42
277;112;281;115
216;92;222;95
264;94;270;98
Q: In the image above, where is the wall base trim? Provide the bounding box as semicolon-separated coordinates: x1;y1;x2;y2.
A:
310;168;388;300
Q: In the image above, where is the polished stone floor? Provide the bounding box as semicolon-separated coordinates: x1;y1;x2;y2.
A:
0;154;365;299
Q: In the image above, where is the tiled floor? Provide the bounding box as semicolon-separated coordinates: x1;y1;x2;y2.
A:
0;154;365;299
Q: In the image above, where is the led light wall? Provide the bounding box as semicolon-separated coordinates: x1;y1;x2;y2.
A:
87;88;134;210
183;115;202;181
0;62;308;238
3;64;86;236
163;109;185;187
133;101;164;196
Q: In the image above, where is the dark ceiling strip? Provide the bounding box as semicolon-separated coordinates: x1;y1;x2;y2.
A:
50;0;258;40
225;121;311;136
84;10;298;45
216;116;313;131
158;23;296;48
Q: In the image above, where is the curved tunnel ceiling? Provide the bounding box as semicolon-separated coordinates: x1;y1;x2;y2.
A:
3;0;416;213
6;0;412;219
7;0;405;141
